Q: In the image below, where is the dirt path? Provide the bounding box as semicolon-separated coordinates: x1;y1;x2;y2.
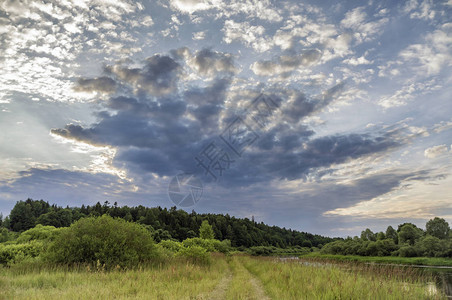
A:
200;257;270;300
202;272;232;300
248;274;270;300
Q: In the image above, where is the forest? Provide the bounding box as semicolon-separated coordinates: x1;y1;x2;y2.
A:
320;218;452;258
1;198;451;259
0;198;334;249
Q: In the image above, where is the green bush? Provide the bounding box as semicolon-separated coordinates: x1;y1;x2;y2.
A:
0;241;43;265
16;224;62;243
249;246;277;256
182;237;216;252
159;240;183;253
45;215;159;268
0;227;17;243
176;245;211;265
213;239;232;254
399;245;419;257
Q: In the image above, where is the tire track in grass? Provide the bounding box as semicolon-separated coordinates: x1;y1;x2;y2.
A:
226;256;271;300
206;272;233;300
248;273;270;300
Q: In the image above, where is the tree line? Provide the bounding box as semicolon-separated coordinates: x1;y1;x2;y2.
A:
0;198;335;249
321;219;452;257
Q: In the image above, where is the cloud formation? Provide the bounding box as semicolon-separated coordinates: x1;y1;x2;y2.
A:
424;144;449;158
1;0;452;237
50;49;424;191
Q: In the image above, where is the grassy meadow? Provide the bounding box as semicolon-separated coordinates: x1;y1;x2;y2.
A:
0;254;447;299
300;253;452;267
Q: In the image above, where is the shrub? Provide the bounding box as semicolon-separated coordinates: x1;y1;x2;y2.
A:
45;215;159;268
249;246;277;256
320;241;345;255
159;240;183;253
213;239;232;254
0;228;17;243
0;241;43;265
182;237;216;252
176;245;211;265
16;224;62;243
399;245;419;257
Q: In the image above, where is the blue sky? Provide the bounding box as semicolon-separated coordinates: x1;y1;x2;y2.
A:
0;0;451;237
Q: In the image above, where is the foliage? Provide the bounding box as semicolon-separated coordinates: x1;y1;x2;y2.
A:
175;245;211;265
45;215;159;268
249;246;277;256
151;228;172;242
0;228;17;243
361;228;376;241
36;209;73;228
8;199;49;232
386;225;398;243
158;240;183;253
399;224;423;246
321;217;452;258
16;225;62;243
199;220;215;239
0;241;43;265
4;199;335;249
426;217;450;240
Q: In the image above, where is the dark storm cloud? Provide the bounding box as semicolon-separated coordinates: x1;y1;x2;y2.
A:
74;77;116;93
171;47;237;77
281;82;344;123
220;128;403;186
245;170;439;236
51;124;96;144
193;48;236;76
51;49;414;188
185;78;231;132
105;54;181;96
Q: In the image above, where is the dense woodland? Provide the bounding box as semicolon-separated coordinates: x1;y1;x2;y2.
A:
0;198;334;249
321;218;452;258
1;199;451;259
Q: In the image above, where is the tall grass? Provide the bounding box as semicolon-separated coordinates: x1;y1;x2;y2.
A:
301;253;452;267
0;254;228;300
225;256;261;299
241;256;446;299
0;254;447;299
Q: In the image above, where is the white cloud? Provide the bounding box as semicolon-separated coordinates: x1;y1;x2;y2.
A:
424;144;449;158
222;20;271;52
340;6;388;44
399;23;452;76
343;55;373;66
250;50;322;77
433;119;452;133
169;0;282;22
403;0;435;20
0;0;145;103
324;170;452;219
193;31;206;40
271;15;352;61
170;0;212;14
378;79;442;108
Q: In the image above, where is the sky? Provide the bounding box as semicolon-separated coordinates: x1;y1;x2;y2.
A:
0;0;451;237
